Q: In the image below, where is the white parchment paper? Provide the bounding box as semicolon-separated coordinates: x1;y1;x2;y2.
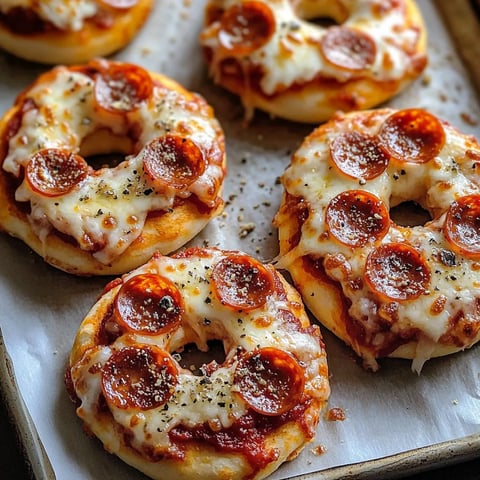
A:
0;1;479;479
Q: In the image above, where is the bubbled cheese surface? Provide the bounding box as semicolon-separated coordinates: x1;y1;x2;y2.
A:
2;68;224;264
277;109;480;371
71;249;328;452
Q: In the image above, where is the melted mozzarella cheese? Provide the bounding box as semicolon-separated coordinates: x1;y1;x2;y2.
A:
3;68;224;264
0;0;98;31
279;111;480;355
202;0;422;95
73;250;327;450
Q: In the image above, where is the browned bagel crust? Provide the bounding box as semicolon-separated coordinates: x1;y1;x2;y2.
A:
274;108;480;372
200;0;427;123
0;0;153;64
0;62;226;275
68;247;330;479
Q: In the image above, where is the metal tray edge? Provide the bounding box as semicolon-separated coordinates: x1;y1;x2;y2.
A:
0;328;55;480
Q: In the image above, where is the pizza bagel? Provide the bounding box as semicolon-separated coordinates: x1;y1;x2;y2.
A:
0;59;226;275
274;108;480;372
0;0;153;64
67;247;330;480
200;0;427;123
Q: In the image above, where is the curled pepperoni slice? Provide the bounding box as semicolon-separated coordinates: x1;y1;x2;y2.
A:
321;26;376;71
98;0;138;9
217;1;275;56
234;347;305;416
444;194;480;258
94;63;153;113
114;273;182;335
365;243;431;301
25;148;88;197
378;109;445;163
142;135;206;192
211;254;274;311
325;190;390;248
101;345;177;410
330;132;389;180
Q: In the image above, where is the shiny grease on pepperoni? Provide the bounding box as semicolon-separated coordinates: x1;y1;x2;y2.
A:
217;1;275;56
142;135;206;192
26;148;88;197
378;109;445;163
101;345;177;410
444;194;480;258
114;273;182;335
325;190;390;248
211;254;275;311
320;26;376;71
365;243;431;301
94;62;153;112
330;131;390;180
233;347;304;416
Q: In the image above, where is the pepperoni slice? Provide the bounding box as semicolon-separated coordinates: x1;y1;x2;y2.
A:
378;109;445;164
101;345;177;410
217;1;275;56
114;273;182;335
233;347;304;416
325;190;390;248
142;135;206;192
330;132;390;180
25;148;88;197
98;0;138;9
365;243;431;301
211;254;274;311
94;62;153;112
320;26;376;71
444;194;480;258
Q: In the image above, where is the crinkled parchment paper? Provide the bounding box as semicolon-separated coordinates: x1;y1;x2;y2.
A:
0;1;479;479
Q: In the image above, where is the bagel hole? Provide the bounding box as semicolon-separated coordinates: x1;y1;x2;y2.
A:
390;201;431;227
307;16;338;28
299;3;348;26
86;153;127;170
80;128;134;170
173;340;226;376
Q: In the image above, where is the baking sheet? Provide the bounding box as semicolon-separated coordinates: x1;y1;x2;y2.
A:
0;1;480;479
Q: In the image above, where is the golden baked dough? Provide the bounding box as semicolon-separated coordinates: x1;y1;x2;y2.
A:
0;59;226;275
67;247;330;480
0;0;153;64
274;108;480;372
200;0;427;123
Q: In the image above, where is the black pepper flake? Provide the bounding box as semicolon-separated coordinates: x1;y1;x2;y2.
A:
439;249;456;267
